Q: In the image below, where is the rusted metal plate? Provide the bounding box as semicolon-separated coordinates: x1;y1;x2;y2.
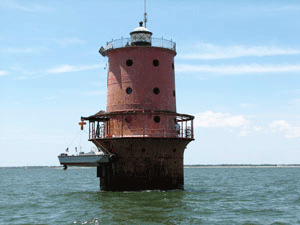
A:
106;47;176;112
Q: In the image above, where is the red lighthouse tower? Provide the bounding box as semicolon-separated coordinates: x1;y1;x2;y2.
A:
82;21;194;191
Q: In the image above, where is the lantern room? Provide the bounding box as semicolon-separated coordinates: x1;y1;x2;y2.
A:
130;21;152;46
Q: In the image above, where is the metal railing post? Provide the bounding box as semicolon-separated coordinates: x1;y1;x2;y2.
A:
89;121;91;139
191;118;194;139
122;115;123;138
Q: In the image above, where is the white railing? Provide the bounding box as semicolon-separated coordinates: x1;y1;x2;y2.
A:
100;37;176;54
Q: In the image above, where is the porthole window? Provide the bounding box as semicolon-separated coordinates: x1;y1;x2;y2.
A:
154;116;160;123
153;59;159;67
126;59;133;67
126;87;132;94
153;87;160;95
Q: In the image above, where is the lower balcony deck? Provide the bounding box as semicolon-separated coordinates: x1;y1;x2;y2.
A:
81;110;194;140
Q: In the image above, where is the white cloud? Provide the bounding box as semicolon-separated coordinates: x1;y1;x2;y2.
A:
1;0;53;12
12;96;59;105
53;38;85;48
0;70;8;76
47;64;102;74
240;103;257;108
194;111;266;137
238;125;263;137
2;46;48;54
240;103;249;107
194;112;300;139
265;5;300;12
194;111;249;128
293;99;300;103
15;75;41;81
253;126;263;132
179;42;300;60
270;120;291;130
270;120;300;139
176;64;300;75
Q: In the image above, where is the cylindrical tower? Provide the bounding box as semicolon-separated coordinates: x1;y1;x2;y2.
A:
83;22;194;191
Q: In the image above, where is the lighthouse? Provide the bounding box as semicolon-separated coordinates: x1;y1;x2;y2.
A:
80;21;194;191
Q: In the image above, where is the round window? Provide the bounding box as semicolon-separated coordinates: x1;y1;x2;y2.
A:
153;87;160;95
154;116;160;123
126;59;133;66
126;87;132;94
153;59;159;67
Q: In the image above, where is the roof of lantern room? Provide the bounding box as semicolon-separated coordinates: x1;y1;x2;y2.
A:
99;22;176;56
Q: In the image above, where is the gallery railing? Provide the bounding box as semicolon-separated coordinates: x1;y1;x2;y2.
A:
88;120;193;140
99;37;176;56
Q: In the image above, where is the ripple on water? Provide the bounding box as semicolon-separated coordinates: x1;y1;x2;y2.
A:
1;167;300;224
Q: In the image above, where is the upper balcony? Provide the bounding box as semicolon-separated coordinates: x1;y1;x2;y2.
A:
99;22;176;56
99;37;176;57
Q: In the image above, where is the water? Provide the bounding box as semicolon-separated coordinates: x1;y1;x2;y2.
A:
1;167;300;225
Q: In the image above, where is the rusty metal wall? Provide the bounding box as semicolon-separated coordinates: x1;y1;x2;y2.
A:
109;114;177;138
93;138;192;191
106;47;176;113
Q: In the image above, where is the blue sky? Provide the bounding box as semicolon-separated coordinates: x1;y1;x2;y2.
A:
1;0;300;166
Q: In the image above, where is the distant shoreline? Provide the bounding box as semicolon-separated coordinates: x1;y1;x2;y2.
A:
184;164;300;168
1;164;300;169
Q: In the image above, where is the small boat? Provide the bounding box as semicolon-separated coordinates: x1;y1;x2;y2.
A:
58;150;110;169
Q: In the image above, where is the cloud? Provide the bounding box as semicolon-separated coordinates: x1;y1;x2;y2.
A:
240;103;252;108
47;64;102;74
1;38;84;55
238;125;263;137
176;64;300;75
15;75;41;81
179;42;300;60
195;112;300;139
53;38;85;48
0;70;8;76
270;120;291;130
12;95;59;105
1;0;53;12
265;5;300;12
194;111;266;137
194;111;249;128
2;46;48;54
270;120;300;139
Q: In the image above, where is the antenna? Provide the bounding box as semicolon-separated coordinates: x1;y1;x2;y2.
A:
144;0;147;28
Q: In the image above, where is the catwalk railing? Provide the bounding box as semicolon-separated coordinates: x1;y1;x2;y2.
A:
84;111;194;140
88;120;193;139
88;126;193;139
100;37;176;54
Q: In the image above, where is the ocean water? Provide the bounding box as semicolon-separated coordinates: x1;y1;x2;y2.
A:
1;167;300;225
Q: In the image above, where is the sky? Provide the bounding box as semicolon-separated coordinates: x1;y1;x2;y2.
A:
1;0;300;166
